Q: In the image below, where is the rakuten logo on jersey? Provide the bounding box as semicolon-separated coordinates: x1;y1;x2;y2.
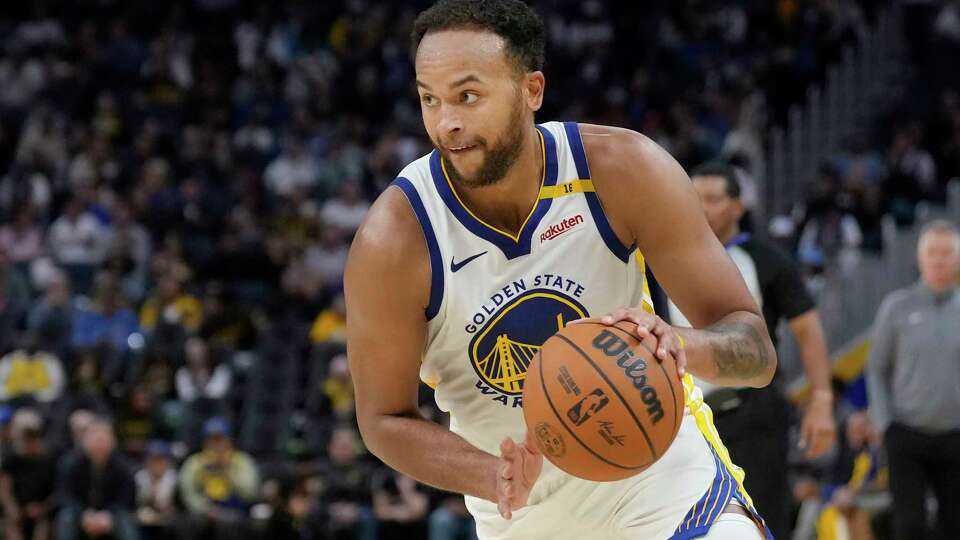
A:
540;214;584;243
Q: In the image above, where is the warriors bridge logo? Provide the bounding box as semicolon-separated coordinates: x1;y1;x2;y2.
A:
467;282;588;408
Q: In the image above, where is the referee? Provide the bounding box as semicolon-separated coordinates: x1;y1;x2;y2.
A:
667;162;837;538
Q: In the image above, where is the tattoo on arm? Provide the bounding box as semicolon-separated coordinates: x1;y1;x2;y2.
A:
707;321;771;380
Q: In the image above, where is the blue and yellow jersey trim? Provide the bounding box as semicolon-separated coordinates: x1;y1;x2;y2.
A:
538;179;595;199
673;374;773;539
440;129;548;243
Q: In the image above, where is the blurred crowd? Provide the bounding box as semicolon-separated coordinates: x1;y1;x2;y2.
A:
0;0;956;539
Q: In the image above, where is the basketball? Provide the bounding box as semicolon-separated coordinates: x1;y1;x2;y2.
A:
522;321;685;481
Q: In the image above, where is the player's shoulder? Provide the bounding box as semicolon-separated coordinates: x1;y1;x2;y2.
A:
574;123;687;195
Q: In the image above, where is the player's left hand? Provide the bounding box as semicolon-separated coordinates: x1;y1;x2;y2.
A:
799;392;836;459
496;433;543;520
570;307;686;378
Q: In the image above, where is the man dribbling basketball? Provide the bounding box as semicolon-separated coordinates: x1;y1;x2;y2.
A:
345;1;778;538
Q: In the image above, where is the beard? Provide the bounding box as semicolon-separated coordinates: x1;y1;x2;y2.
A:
437;99;527;189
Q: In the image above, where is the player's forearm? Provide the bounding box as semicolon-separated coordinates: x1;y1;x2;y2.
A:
678;311;777;388
359;411;498;502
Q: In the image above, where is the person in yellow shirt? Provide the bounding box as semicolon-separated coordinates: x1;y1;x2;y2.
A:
139;274;202;333
309;293;346;344
178;418;259;540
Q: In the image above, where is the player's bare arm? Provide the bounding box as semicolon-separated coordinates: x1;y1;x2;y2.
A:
345;187;501;503
582;124;777;388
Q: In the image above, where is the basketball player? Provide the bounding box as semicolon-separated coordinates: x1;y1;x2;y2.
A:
345;1;778;538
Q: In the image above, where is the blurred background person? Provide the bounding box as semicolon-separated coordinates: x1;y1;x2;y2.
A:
178;417;258;540
134;440;177;540
867;219;960;540
0;417;56;540
54;419;139;540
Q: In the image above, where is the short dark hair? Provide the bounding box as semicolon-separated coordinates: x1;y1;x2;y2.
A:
411;0;546;74
690;161;741;199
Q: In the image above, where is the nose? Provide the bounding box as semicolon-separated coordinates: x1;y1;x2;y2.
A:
437;105;463;137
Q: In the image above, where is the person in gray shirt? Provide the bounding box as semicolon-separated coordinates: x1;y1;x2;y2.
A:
867;219;960;540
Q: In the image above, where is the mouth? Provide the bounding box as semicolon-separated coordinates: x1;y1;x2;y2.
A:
447;144;479;154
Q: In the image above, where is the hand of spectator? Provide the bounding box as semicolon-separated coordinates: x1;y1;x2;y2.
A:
25;502;44;519
396;473;418;497
81;511;97;534
288;493;308;519
330;502;360;523
799;391;836;459
98;511;114;533
830;486;855;511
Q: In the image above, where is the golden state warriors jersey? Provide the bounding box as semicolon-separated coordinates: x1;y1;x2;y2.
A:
392;122;652;481
392;122;772;540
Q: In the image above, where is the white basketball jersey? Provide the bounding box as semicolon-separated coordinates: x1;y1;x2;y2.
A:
391;122;770;540
392;121;652;486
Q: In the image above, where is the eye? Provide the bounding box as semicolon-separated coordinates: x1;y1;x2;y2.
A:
421;94;438;107
461;92;479;104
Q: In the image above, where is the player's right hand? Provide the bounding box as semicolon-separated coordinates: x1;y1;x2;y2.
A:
496;434;543;520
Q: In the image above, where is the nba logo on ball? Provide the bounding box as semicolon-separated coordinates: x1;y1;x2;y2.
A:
566;388;609;426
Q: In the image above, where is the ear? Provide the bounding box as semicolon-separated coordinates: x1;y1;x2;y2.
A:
523;71;545;112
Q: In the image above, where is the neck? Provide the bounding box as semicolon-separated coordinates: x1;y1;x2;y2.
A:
450;125;542;236
923;281;956;294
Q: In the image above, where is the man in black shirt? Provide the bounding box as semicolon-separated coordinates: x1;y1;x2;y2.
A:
667;162;837;538
54;419;140;540
1;425;56;540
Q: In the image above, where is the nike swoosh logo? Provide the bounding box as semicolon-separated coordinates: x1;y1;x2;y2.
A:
450;251;487;272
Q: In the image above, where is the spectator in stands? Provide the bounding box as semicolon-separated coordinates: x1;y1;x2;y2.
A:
320;180;370;238
371;469;429;540
0;421;56;540
71;277;140;384
867;219;960;540
174;337;231;448
116;386;163;459
105;202;151;304
429;496;478;540
45;197;110;295
66;347;109;414
668;162;837;538
264;136;318;200
1;252;31;306
26;270;73;356
139;274;203;334
309;292;347;345
0;261;27;353
134;440;177;540
322;354;355;421
0;337;66;405
178;417;259;540
317;426;377;540
55;419;139;540
0;208;44;271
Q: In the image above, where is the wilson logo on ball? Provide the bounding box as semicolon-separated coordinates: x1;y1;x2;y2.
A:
591;330;665;424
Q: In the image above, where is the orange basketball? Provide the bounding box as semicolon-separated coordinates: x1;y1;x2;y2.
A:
522;321;685;481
